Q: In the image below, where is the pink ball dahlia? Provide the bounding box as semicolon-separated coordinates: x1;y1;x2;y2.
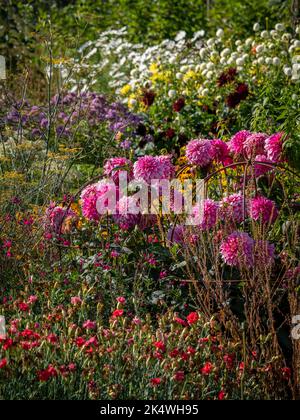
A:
133;155;174;184
113;196;141;230
44;203;77;234
81;181;117;222
243;132;268;159
186;139;214;167
249;196;278;224
228;131;251;155
219;193;245;224
254;155;273;177
211;139;231;164
220;231;255;268
265;132;284;162
192;199;219;230
156;155;176;179
103;157;133;183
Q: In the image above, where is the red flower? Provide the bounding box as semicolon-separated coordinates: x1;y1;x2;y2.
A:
112;309;124;318
174;317;187;326
141;90;156;107
173;97;185;112
223;353;235;369
37;365;57;382
116;296;126;304
169;348;180;358
2;338;13;351
165;128;176;139
154;341;166;352
0;358;7;369
218;390;226;400
75;337;85;347
201;362;214;376
174;371;185;382
186;312;199;325
18;302;30;312
47;333;58;344
150;377;161;387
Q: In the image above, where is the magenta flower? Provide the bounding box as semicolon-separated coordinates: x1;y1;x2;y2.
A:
156;155;176;179
265;132;284;162
113;196;141;230
44;203;77;234
211;139;231;164
249;196;278;224
220;231;255;268
254;155;273;177
83;320;97;330
133;155;172;184
192;199;219;230
243;132;268;159
103;157;133;183
228;131;251;156
219;193;245;224
81;181;117;222
186;139;214;167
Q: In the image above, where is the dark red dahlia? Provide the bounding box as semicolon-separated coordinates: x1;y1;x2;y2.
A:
165;128;176;139
226;83;249;108
217;67;238;87
141;90;156;107
173;97;185;112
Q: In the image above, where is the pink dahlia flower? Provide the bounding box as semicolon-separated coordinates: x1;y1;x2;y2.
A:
219;193;245;224
44;203;77;234
81;181;117;222
133;155;175;184
191;199;219;230
228;131;251;156
243;132;268;159
113;196;141;230
211;139;231;164
249;196;278;224
103;157;133;184
156;155;176;179
254;155;273;177
186;139;214;167
265;132;284;162
220;231;255;268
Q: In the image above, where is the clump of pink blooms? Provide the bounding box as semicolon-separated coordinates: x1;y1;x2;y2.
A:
219;193;245;224
113;196;141;230
44;203;77;234
103;157;133;184
220;231;255;268
249;196;279;224
80;181;117;222
211;139;232;165
192;199;219;230
133;155;175;184
156;155;176;179
254;155;273;177
265;132;284;162
186;139;214;167
228;130;252;156
243;133;268;159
